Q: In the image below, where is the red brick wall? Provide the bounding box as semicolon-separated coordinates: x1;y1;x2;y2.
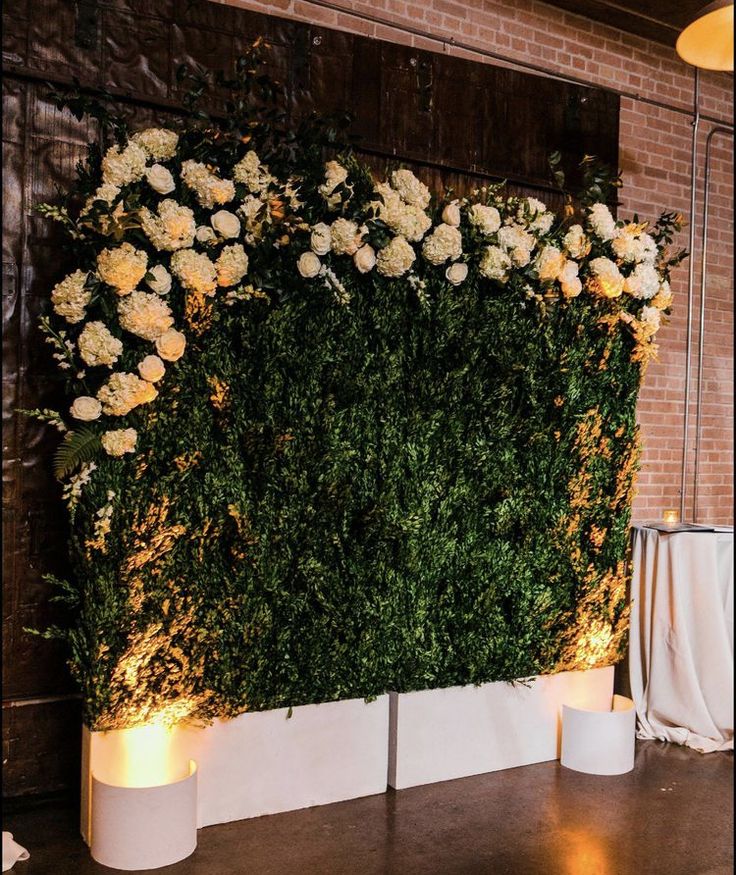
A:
216;0;734;525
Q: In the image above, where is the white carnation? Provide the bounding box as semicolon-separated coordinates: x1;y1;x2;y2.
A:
376;236;416;277
97;372;158;416
170;249;217;295
101;428;138;457
422;223;463;265
372;183;431;242
216;244;249;287
101;142;147;187
624;262;660;300
118;291;174;341
51;270;91;324
587;203;617;242
639;305;662;339
77;321;123;367
391;169;431;209
479;245;511;282
330;218;361;256
497;225;535;266
140;200;196;251
131;128;179;161
562;224;590;259
97;242;148;294
468;204;501;236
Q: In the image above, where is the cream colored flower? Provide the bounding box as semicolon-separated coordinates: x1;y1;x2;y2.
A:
101;142;147;187
146;264;172;295
562;224;590;259
354;244;376;274
330;218;361;256
211;210;241;239
80;182;121;216
587;203;617;242
77;321;123;368
445;262;468;286
422;223;462;265
297;251;321;278
146;164;175;195
468;204;501;236
233;150;272;193
170;249;217;295
310;223;332;256
651;279;673;310
376;236;416;277
51;270;91;324
140;199;196;252
138;354;165;382
639;304;662;338
101;428;138;457
196;226;217;245
441;202;461;227
535;245;566;283
519;198;553;234
372;183;432;242
118;291;174;341
587;257;624;298
391;169;431;209
216;244;249;287
319;160;349;209
97;372;158;416
624;262;660;300
97;242;148;294
497;225;534;266
559;260;582;298
70;396;102;421
155;328;186;362
479;245;511;282
131;128;179;161
181;160;235;209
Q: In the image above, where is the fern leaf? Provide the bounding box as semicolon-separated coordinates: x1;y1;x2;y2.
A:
53;427;102;480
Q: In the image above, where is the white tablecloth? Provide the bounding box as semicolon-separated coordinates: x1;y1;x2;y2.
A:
628;525;733;752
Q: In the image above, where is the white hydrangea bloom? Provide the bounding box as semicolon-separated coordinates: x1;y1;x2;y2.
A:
233;150;272;193
118;291;174;341
587;256;624;298
80;182;121;216
330;218;362;256
97;372;158;416
468;204;501;236
624;262;660;299
391;169;431;209
497;224;535;266
140;199;196;251
97;242;148;295
587;203;617;242
77;321;123;367
562;224;590;259
216;244;249;287
101;142;147;187
319;160;350;209
170;249;217;295
559;260;582;298
181;160;235;209
651;279;673;310
101;428;138;457
535;245;566;282
422;223;463;265
51;270;91;324
376;236;416;277
638;305;662;339
372;183;431;242
479;245;511;282
131;128;179;161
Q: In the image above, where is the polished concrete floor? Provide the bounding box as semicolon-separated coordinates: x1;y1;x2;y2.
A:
3;740;732;875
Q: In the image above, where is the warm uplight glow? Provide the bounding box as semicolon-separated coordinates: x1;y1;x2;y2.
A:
663;509;680;524
118;722;185;788
574;621;614;668
563;829;612;875
676;1;734;71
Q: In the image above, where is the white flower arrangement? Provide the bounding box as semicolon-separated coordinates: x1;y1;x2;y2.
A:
140;200;196;251
51;270;91;324
118;291;174;341
77;321;123;367
97;242;148;294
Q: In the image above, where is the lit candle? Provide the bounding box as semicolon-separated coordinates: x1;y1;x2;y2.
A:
662;509;679;524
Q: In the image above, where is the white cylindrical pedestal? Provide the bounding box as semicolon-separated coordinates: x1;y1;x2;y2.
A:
91;760;197;870
560;694;635;775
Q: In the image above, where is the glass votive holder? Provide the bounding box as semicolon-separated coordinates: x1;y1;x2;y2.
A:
662;509;680;524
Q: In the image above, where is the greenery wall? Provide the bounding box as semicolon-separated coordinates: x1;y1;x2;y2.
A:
31;46;683;730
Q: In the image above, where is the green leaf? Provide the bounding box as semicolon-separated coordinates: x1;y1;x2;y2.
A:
53;427;103;480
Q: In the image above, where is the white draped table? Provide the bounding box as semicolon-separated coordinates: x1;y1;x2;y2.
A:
628;524;733;753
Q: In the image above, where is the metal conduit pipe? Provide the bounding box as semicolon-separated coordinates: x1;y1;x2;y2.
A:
680;68;701;522
692;125;735;522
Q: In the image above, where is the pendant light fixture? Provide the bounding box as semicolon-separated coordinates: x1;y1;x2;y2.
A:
676;0;734;71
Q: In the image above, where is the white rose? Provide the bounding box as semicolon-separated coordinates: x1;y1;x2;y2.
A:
196;225;217;244
354;244;376;274
146;264;172;295
297;251;321;279
146;164;175;195
138;355;166;382
70;396;102;421
155;328;186;362
442;202;461;227
211;210;241;239
445;262;468;286
310;223;332;256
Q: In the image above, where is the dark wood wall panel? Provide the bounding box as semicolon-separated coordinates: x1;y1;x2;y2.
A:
2;0;618;798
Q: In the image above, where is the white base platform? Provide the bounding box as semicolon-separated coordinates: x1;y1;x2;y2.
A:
388;666;615;789
82;694;389;841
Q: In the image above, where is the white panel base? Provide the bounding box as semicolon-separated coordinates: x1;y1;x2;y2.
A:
561;693;636;775
82;694;389;839
388;666;615;789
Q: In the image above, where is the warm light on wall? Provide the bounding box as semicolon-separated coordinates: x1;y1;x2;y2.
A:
119;722;182;788
662;509;680;524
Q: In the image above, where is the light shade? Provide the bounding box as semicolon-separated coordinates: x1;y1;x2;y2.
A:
676;1;734;71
